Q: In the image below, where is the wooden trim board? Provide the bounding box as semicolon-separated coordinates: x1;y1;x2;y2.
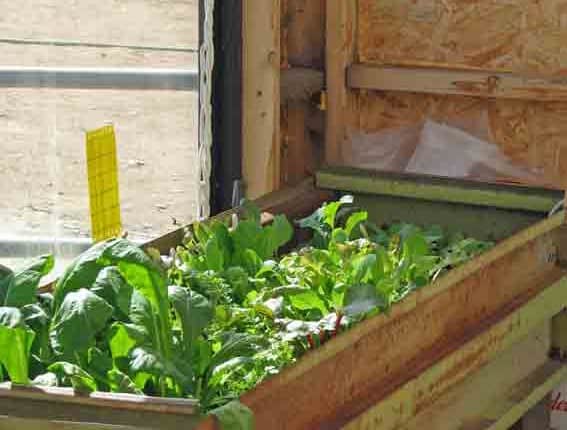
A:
0;384;200;430
348;64;567;102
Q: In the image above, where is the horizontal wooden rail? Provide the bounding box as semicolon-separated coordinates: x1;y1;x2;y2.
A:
0;384;199;429
348;64;567;102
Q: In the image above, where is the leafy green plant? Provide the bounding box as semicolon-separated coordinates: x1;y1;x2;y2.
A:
0;195;492;430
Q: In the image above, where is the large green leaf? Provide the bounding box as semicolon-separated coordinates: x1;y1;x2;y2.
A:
50;289;113;356
208;333;263;375
205;237;225;272
127;290;155;340
210;400;254;430
3;255;54;308
116;260;172;363
261;215;293;259
129;347;193;391
54;241;111;308
109;322;145;361
48;362;97;392
288;290;328;315
107;368;142;394
0;264;14;306
345;211;368;238
168;286;213;352
343;283;383;318
21;303;52;363
91;266;133;320
232;221;263;262
0;307;35;384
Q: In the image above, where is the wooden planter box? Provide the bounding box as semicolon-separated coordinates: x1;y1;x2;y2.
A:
1;171;566;430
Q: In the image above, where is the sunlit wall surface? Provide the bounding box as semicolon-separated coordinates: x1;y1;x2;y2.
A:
0;0;199;273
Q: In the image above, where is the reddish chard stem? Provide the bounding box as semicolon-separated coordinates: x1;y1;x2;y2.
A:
306;333;315;349
334;312;344;337
319;329;327;344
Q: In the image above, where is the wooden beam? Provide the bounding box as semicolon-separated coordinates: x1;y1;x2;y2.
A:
242;0;281;199
0;384;200;430
325;0;357;165
348;64;567;102
281;67;324;103
0;416;136;430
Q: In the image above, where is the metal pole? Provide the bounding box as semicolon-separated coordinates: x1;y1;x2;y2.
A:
0;67;198;91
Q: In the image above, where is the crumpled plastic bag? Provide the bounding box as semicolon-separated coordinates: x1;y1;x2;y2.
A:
346;113;547;187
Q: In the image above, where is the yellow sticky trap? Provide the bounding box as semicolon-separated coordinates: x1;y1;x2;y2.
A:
86;125;122;242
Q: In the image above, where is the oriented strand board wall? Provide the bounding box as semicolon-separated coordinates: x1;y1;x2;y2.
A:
351;0;567;187
358;0;567;74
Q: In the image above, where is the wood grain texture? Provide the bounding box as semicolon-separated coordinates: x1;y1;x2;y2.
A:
342;302;563;430
349;64;567;102
280;0;325;187
242;0;281;199
345;1;567;187
354;91;567;188
357;0;567;75
325;0;357;165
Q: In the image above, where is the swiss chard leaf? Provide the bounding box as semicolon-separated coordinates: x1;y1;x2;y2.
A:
109;322;145;361
168;286;213;353
288;290;328;316
343;283;384;318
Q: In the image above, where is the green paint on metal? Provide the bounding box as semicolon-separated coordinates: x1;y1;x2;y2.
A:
352;193;543;241
316;167;562;213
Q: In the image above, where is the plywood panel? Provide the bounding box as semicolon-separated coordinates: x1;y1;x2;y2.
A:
358;0;567;76
354;91;567;188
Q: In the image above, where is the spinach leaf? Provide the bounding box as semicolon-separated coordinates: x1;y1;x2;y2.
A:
50;289;113;357
0;307;35;384
91;266;133;321
210;400;254;430
54;241;110;308
48;362;97;392
4;255;54;307
168;286;213;353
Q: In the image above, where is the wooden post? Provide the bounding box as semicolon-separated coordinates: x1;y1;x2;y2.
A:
242;0;281;199
325;0;357;165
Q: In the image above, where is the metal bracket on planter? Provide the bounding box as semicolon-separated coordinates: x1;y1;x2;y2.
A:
550;192;567;362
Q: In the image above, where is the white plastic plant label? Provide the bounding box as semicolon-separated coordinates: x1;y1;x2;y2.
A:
550;383;567;429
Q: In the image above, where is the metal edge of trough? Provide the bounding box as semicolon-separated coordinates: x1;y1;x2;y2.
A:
316;167;562;213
